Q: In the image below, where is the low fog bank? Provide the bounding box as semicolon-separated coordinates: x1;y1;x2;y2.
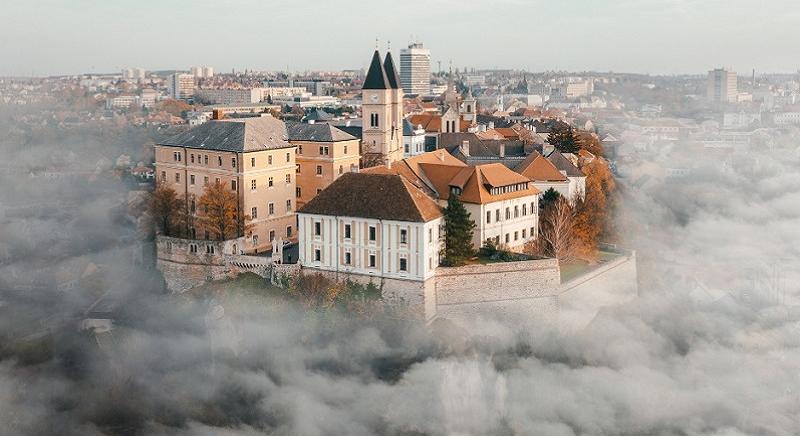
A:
2;117;800;435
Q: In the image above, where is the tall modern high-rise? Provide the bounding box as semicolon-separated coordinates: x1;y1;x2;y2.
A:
707;68;738;103
400;42;431;96
168;73;195;100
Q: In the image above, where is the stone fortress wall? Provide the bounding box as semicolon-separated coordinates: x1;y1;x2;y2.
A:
157;235;638;330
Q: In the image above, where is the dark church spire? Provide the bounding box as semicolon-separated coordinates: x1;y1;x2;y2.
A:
383;51;401;90
363;50;389;90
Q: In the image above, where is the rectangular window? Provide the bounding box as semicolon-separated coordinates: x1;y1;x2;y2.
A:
514;231;518;241
285;174;291;183
522;229;527;238
399;258;408;272
190;175;195;185
298;145;302;154
400;229;408;244
160;171;166;182
218;156;222;166
344;145;348;154
286;199;291;211
251;179;256;190
314;222;321;236
428;228;433;243
251;207;257;219
253;235;259;246
319;146;324;156
316;165;322;175
344;224;351;239
204;155;208;165
268;155;273;165
204;176;209;186
269;230;275;242
369;254;376;268
296;164;301;173
505;208;510;220
286;152;290;162
505;233;510;243
496;209;500;222
231;180;237;190
514;206;519;218
522;204;527;216
268;203;274;215
296;187;301;197
287;226;293;237
531;226;535;236
251;157;256;167
369;226;376;241
344;252;352;265
486;211;491;224
175;173;180;183
314;249;321;262
268;177;273;187
231;157;236;168
190;154;195;163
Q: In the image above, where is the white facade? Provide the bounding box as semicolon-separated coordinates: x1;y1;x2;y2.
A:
298;214;444;282
403;126;426;157
459;195;539;251
532;181;571;200
400;43;431;96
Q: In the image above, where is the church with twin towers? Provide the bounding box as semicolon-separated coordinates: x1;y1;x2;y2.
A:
361;48;404;166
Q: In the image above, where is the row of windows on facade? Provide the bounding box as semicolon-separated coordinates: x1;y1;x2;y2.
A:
250;174;292;190
485;202;537;224
487;227;537;246
296;163;357;176
250;199;292;218
313;249;411;272
295;144;349;156
250;226;293;248
163;171;240;191
489;182;530;196
313;222;438;244
172;151;291;168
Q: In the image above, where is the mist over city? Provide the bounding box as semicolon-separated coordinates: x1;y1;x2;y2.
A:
2;2;800;435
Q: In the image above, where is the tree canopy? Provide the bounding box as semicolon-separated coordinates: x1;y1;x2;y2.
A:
547;125;581;154
197;181;245;241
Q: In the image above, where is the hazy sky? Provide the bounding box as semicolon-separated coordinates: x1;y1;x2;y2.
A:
2;0;799;76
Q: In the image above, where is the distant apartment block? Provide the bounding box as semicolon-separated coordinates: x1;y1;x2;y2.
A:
551;79;594;100
400;42;431;96
168;73;195;100
195;87;307;105
191;66;214;78
707;68;738;103
122;67;146;81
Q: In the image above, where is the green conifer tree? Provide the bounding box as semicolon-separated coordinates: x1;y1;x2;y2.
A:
441;194;476;266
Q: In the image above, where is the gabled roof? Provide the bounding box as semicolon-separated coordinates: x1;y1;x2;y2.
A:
452;164;540;204
514;152;568;182
383;52;402;90
298;172;442;222
304;108;333;121
363;50;390;90
286;121;356;142
158;116;291;152
547;150;585;177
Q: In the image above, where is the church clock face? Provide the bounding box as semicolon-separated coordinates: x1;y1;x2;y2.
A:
370;94;379;103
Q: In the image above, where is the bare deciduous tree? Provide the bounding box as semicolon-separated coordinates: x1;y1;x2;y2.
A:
528;197;576;260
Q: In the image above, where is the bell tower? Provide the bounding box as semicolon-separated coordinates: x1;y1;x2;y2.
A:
361;49;396;166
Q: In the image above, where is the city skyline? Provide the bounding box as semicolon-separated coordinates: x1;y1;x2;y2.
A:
2;0;800;77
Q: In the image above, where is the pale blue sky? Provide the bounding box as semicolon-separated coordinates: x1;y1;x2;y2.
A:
1;0;798;76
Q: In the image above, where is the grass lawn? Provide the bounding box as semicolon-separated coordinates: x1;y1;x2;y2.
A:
559;250;622;283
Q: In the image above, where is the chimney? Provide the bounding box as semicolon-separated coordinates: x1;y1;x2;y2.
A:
308;119;315;124
461;140;470;157
386;159;392;169
488;121;495;129
499;143;505;158
212;109;223;120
